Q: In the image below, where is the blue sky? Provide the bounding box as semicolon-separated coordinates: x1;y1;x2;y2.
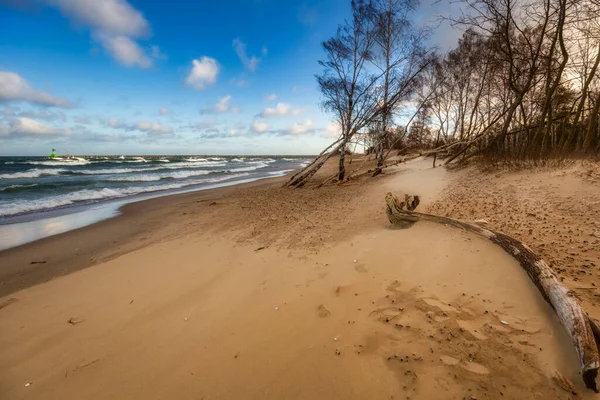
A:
0;0;462;156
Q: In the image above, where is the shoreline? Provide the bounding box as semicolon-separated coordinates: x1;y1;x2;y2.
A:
0;172;292;297
0;172;294;251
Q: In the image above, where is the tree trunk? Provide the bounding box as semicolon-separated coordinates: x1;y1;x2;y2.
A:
338;147;346;181
384;192;600;392
583;94;600;152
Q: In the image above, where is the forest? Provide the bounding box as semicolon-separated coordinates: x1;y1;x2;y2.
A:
287;0;600;187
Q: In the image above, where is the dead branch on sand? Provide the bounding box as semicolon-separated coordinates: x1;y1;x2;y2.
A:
385;192;600;392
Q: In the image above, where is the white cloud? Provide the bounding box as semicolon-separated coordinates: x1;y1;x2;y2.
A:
232;38;261;72
289;120;314;135
159;107;170;115
260;102;292;118
44;0;162;68
261;45;268;56
252;120;269;133
185;57;219;90
200;95;236;114
324;122;341;138
0;72;73;108
267;93;277;101
47;0;150;38
94;33;152;68
2;117;71;137
134;121;173;135
215;95;231;112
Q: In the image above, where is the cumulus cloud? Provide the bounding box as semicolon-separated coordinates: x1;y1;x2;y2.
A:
0;117;71;138
185;57;219;90
215;95;231;112
0;72;73;108
267;93;277;101
289;119;314;135
43;0;162;68
252;119;269;133
94;33;152;68
232;38;261;72
201;95;233;114
134;121;173;135
260;102;303;118
101;117;172;135
47;0;150;37
159;107;170;115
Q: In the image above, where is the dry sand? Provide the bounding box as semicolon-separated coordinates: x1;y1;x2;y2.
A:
430;160;600;328
0;157;596;399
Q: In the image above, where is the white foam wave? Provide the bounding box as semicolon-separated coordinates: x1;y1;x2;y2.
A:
108;169;212;182
73;161;227;176
0;183;39;191
227;162;269;172
0;168;66;179
268;169;294;176
0;173;250;216
25;159;90;166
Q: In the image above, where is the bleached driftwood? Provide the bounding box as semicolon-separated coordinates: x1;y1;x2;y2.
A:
385;192;600;392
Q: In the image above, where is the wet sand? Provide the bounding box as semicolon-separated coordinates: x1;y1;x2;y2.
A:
0;157;594;399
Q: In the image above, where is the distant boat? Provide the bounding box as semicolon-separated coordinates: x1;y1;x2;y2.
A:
47;149;87;163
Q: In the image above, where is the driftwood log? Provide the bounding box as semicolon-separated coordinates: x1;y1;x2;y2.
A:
385;192;600;392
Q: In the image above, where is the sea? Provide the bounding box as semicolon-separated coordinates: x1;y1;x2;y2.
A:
0;155;310;250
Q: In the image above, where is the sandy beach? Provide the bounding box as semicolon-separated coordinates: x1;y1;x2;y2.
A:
0;157;597;399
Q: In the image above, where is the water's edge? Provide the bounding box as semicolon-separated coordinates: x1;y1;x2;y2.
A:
0;173;286;251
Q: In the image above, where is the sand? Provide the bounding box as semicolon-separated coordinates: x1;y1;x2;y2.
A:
429;160;600;326
0;157;596;399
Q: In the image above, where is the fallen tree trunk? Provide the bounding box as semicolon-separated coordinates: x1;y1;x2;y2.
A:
384;192;600;392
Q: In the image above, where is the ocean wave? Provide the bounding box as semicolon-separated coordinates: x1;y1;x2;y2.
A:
226;162;269;172
230;158;245;162
0;183;40;192
0;168;66;179
71;161;228;176
107;169;212;182
267;169;294;176
184;158;208;162
0;173;250;217
24;159;90;166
